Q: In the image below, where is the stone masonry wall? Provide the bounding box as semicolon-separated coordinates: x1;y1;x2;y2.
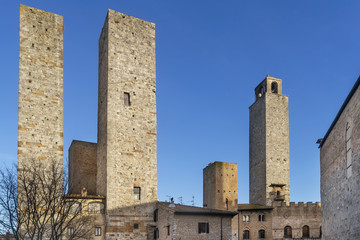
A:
272;202;322;239
203;162;238;211
265;92;290;206
18;5;63;170
234;209;273;240
97;9;157;239
249;94;266;205
320;82;360;240
68;140;97;195
249;76;289;206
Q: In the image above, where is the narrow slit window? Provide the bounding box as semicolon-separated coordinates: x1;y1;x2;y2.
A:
124;92;131;106
134;187;141;200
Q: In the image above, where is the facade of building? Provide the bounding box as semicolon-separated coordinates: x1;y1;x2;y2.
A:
18;5;324;240
319;76;360;239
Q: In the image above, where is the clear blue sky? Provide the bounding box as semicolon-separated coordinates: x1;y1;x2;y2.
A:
1;0;360;206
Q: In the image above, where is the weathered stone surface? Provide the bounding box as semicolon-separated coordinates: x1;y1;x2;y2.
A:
97;9;157;239
320;80;360;239
249;76;290;206
18;4;63;170
203;161;238;211
271;202;322;239
157;202;234;240
68;140;97;195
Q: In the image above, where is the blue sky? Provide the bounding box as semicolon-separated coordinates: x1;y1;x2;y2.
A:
1;0;360;206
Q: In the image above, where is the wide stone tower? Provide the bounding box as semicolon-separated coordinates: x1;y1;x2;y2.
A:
97;9;157;239
249;75;290;206
18;5;63;170
203;162;238;211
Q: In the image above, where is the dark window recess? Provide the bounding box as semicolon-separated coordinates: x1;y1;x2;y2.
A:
134;223;139;229
134;187;141;200
258;214;265;222
271;82;278;93
154;228;159;239
258;229;265;238
124;92;131;106
243;230;250;239
153;209;158;222
284;226;292;238
167;225;170;236
302;225;310;238
198;222;209;234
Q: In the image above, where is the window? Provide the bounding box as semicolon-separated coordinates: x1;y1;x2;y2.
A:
154;228;159;239
167;225;170;236
153;209;158;222
271;82;278;93
258;229;265;238
95;227;101;236
242;215;250;222
124;92;131;106
346;123;352;178
134;187;141;200
134;223;139;229
226;198;229;210
198;222;209;233
302;225;310;238
68;227;74;236
243;230;250;239
258;214;265;222
284;226;292;238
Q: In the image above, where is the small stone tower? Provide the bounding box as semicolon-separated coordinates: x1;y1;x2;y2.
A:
18;5;64;170
203;162;238;211
249;76;290;206
97;9;157;238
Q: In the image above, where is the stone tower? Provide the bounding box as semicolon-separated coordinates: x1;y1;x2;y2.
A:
18;5;63;170
249;76;290;206
97;9;157;238
203;162;238;211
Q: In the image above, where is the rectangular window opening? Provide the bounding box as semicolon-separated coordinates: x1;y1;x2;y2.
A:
124;92;131;106
95;227;101;236
134;187;141;200
198;222;209;234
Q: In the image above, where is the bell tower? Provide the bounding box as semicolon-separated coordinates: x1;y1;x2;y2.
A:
249;75;290;206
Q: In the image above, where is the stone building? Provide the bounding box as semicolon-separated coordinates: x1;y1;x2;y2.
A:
17;5;323;240
318;76;360;239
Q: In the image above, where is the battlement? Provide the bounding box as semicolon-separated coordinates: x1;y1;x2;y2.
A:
272;201;321;208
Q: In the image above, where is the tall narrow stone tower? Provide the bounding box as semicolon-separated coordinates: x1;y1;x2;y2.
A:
203;162;238;211
18;5;63;170
97;9;157;239
249;76;290;206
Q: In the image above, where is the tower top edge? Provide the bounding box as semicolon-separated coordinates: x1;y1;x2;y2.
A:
20;4;63;19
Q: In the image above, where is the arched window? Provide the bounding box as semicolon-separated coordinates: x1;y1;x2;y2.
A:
346;122;352;178
243;230;250;239
258;229;265;238
302;225;310;238
271;82;278;93
258;214;265;222
284;226;292;238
